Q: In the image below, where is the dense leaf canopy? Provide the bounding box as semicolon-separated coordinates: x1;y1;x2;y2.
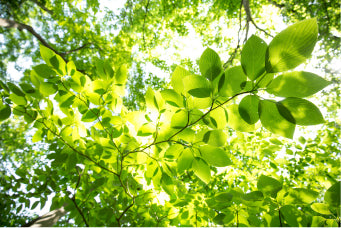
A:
0;0;340;227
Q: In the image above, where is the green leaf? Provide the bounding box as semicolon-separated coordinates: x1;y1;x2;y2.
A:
192;157;211;184
259;100;295;139
7;82;25;96
177;148;193;174
324;181;341;208
241;35;267;80
199;47;222;81
0;80;10;93
279;97;324;125
32;64;55;79
115;64;128;84
311;203;332;215
171;66;190;94
171;109;188;129
40;82;58;97
9;93;27;105
243;191;264;201
257;175;282;197
40;45;55;66
214;192;233;202
187;88;211;98
219;66;247;97
238;95;260;124
40;45;66;75
81;108;99;122
0;104;11;121
208;106;228;129
203;130;227;147
31;201;40;210
267;71;331;97
20;83;36;94
200;145;232;167
265;18;318;72
161;89;183;107
183;75;211;96
280;205;307;227
227;104;255;132
288;188;319;204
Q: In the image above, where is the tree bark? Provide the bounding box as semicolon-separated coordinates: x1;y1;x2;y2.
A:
0;18;60;55
23;204;68;227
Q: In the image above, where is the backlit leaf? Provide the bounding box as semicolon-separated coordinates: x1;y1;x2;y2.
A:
200;145;232;167
259;100;295;139
324;181;341;208
192;157;211;184
199;47;222;81
171;66;190;94
238;95;260;124
177;148;193;174
279;97;324;125
161;89;183;107
265;18;318;72
203;130;227;147
81;108;99;122
257;175;282;197
241;35;267;80
219;66;247;97
266;71;331;97
227;104;255;132
311;203;332;215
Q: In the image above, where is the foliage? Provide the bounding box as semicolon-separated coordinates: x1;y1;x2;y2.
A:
0;15;339;227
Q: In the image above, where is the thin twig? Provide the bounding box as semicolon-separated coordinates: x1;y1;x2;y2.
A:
142;0;151;49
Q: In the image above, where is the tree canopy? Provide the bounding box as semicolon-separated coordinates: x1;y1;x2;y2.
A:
0;0;340;227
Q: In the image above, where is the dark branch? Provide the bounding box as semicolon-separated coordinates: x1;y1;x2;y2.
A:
242;0;273;38
60;43;93;56
0;18;68;62
223;0;243;69
29;0;54;15
142;0;151;49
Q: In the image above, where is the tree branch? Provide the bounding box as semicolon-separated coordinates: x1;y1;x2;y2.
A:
242;0;273;38
142;0;151;49
0;18;63;56
29;0;53;15
223;0;243;69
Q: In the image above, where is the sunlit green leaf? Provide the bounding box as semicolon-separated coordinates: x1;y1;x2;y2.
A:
267;71;331;97
279;97;324;125
192;157;211;184
227;104;255;132
200;145;232;167
259;100;295;139
9;93;27;106
171;109;188;129
280;205;307;227
324;181;341;208
266;18;318;72
257;175;282;197
203;130;227;147
81;108;99;122
171;66;190;94
311;203;332;215
161;89;183;107
238;95;260;124
241;35;267;80
219;66;247;97
199;47;222;81
177;148;193;174
115;64;128;84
